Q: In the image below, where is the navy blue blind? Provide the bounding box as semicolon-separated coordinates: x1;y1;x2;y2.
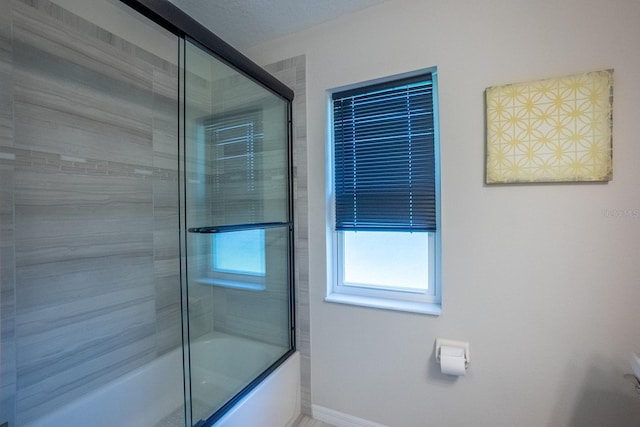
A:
332;74;436;232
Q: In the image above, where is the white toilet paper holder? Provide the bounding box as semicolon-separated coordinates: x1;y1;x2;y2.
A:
625;353;640;394
435;338;470;368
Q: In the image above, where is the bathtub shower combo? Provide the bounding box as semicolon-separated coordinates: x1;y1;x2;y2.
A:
0;0;297;426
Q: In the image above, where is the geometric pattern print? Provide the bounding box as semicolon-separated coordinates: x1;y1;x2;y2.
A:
486;69;613;183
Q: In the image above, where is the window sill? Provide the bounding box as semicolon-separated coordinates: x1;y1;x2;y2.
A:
196;278;265;291
324;292;441;316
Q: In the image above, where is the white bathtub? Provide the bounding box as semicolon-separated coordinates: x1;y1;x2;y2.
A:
25;333;300;427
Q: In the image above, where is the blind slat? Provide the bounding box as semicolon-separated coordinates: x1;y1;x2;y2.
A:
333;74;437;232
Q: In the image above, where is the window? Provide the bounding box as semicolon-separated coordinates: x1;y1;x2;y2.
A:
204;109;263;224
327;70;441;314
199;110;267;291
213;229;266;275
210;229;266;291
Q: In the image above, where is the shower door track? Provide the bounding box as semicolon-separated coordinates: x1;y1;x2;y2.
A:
188;222;293;234
118;0;294;102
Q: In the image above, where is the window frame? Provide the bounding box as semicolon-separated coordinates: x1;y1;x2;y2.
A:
326;68;441;315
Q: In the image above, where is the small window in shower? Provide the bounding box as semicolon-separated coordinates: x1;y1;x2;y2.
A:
210;229;266;290
212;230;265;275
202;109;267;291
204;109;264;225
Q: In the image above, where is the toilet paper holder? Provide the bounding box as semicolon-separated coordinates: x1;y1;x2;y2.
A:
626;353;640;394
435;338;470;368
624;374;640;394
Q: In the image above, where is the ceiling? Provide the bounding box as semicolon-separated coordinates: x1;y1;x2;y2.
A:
168;0;387;51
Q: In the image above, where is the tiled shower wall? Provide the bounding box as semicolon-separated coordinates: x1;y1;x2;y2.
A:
0;0;181;424
1;0;16;423
263;55;310;415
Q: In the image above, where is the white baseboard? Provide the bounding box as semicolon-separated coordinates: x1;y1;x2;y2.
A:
311;405;388;427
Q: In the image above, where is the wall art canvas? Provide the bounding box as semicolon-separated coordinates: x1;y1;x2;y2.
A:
485;69;613;184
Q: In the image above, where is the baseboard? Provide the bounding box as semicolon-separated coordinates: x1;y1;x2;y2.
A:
311;405;388;427
286;414;304;427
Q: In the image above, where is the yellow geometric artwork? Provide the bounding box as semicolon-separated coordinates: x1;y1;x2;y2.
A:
485;70;613;184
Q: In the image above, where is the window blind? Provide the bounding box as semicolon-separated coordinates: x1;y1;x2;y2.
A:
332;74;436;232
204;109;263;224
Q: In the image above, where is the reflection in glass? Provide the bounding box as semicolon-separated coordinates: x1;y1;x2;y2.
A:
182;38;292;425
213;230;266;276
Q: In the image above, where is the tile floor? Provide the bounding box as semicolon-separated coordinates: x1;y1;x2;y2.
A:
293;415;336;427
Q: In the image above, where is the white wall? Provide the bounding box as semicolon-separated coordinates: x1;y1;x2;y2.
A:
245;0;640;425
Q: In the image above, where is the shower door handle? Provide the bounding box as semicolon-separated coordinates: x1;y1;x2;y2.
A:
188;221;292;234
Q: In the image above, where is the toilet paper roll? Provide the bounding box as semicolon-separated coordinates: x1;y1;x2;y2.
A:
440;345;466;376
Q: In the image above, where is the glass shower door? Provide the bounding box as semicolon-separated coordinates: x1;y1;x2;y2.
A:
181;38;293;425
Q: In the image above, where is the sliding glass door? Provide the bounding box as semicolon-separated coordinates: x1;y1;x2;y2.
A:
181;38;294;426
